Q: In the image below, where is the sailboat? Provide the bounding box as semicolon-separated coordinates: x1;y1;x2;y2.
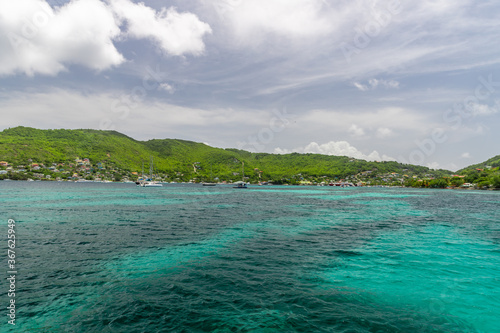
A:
139;157;163;187
233;161;248;188
135;161;145;185
202;163;217;186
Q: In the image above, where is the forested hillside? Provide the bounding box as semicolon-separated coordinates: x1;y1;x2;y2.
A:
457;155;500;189
0;126;454;183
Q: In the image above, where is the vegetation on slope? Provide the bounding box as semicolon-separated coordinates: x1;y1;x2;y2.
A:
0;126;466;184
456;155;500;189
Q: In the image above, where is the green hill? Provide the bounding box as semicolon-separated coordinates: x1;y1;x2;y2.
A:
459;155;500;171
457;155;500;189
0;126;452;183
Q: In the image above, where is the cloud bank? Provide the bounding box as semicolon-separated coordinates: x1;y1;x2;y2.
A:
211;0;333;43
0;0;211;76
110;0;211;56
0;0;123;76
275;141;396;162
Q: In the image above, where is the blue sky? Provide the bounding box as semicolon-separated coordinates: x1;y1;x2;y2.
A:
1;0;499;171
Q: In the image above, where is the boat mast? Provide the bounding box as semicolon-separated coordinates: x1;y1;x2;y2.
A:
150;157;153;180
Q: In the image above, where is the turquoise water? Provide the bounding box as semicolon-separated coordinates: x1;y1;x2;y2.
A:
1;182;499;332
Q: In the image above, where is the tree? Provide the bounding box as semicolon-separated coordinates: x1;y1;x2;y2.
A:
429;178;448;188
477;180;490;189
492;176;500;189
450;177;464;187
464;172;479;184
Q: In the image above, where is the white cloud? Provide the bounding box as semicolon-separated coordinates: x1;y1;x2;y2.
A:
158;83;175;94
348;124;365;137
274;141;396;162
353;79;400;91
426;162;441;170
461;152;471;159
210;0;333;44
353;82;369;91
376;127;394;138
0;0;123;76
299;107;429;134
0;0;212;76
0;88;119;128
465;102;499;117
214;0;500;97
0;88;270;141
110;0;212;56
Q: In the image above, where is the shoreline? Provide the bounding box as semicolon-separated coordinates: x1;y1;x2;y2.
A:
1;179;498;191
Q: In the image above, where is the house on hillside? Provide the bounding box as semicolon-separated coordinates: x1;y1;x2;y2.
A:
0;161;8;167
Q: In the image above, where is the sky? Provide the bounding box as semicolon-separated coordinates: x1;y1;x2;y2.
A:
0;0;499;171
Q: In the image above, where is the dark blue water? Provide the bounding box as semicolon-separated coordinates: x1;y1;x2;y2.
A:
1;182;499;332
